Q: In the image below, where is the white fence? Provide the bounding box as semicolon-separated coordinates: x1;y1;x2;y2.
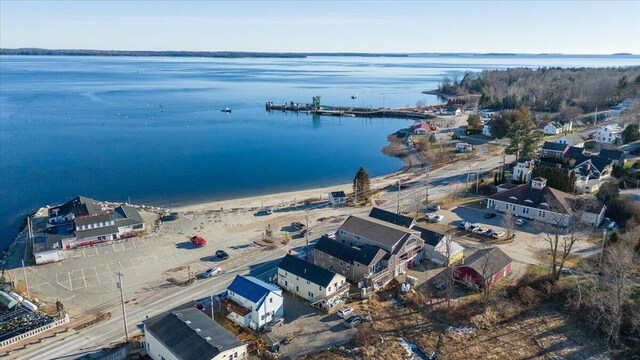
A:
0;313;70;349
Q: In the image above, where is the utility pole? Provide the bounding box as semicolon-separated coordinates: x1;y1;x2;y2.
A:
599;229;607;268
476;171;480;194
305;209;310;259
424;166;430;206
354;179;358;204
211;291;216;320
397;181;401;214
116;272;129;342
21;260;30;299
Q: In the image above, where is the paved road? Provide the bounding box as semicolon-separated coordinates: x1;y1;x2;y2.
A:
9;147;512;359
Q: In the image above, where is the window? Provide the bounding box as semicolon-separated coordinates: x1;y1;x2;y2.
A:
346;264;351;270
339;261;343;266
306;280;310;285
296;286;299;292
319;285;322;290
270;298;272;303
355;235;360;240
329;257;333;262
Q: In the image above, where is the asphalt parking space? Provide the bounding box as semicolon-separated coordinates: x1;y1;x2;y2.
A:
269;294;356;357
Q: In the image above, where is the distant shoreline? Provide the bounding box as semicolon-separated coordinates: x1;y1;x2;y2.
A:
1;49;637;59
0;48;409;59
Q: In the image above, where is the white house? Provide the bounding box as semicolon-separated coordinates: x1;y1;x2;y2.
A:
143;308;248;360
595;124;623;144
482;121;493;137
572;157;614;194
277;254;348;302
511;157;535;183
486;177;606;227
555;134;586;148
455;142;472;152
328;191;347;206
220;275;284;330
414;226;465;266
543;121;572;135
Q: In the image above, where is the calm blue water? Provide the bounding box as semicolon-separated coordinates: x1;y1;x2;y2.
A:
1;54;639;248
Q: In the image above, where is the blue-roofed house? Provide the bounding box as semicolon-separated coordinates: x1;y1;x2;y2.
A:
221;275;283;330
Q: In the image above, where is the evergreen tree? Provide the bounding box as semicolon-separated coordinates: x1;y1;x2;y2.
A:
353;167;371;205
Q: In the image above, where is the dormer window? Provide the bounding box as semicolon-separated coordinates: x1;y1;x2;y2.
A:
509;196;518;201
524;199;533;204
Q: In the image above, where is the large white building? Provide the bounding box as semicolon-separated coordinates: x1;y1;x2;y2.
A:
555;134;586;148
486;177;606;227
143;308;248;360
277;254;348;303
595;124;623;144
220;275;283;331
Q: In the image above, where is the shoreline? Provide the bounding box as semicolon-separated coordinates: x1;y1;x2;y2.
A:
174;141;419;212
2;128;420;256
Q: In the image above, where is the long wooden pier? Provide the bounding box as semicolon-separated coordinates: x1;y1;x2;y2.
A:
265;100;442;120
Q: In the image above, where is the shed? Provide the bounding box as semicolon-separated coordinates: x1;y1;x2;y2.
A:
453;247;512;288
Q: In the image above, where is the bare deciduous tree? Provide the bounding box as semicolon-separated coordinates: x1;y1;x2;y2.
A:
588;245;638;346
541;209;586;284
501;210;516;238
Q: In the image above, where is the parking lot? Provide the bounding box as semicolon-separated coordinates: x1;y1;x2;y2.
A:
421;204;602;279
267;294;357;358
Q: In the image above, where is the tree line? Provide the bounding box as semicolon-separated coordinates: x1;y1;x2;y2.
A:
438;66;640;112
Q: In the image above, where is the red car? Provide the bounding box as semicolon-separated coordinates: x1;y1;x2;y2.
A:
191;236;207;247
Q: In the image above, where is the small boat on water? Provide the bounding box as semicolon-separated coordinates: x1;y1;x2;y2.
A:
221;108;232;113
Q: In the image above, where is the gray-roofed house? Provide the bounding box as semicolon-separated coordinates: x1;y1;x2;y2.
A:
32;219;75;264
328;191;348;206
487;177;606;227
555;134;586;148
72;204;145;247
47;195;105;226
413;226;465;266
277;254;348;302
540;141;569;160
598;149;626;167
143;307;247;360
337;215;424;277
453;247;512;288
572;156;614;194
368;207;416;228
312;235;389;290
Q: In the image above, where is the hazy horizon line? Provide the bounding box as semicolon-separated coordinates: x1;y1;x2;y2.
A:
1;47;638;57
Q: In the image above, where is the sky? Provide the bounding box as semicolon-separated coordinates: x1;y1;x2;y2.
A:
1;1;639;54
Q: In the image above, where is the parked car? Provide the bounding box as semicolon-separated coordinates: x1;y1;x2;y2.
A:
203;267;222;278
458;222;470;230
484;212;497;219
426;204;440;211
190;236;207;247
515;218;527;226
264;207;273;215
337;306;354;319
467;223;480;232
194;302;205;311
473;227;486;234
291;222;305;230
343;315;363;328
483;229;496;237
326;230;337;240
263;318;284;332
215;250;229;260
491;231;506;239
430;215;444;223
607;221;617;230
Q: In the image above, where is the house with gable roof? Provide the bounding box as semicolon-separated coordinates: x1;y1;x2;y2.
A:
220;275;283;330
143;307;247;360
486;177;606;227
